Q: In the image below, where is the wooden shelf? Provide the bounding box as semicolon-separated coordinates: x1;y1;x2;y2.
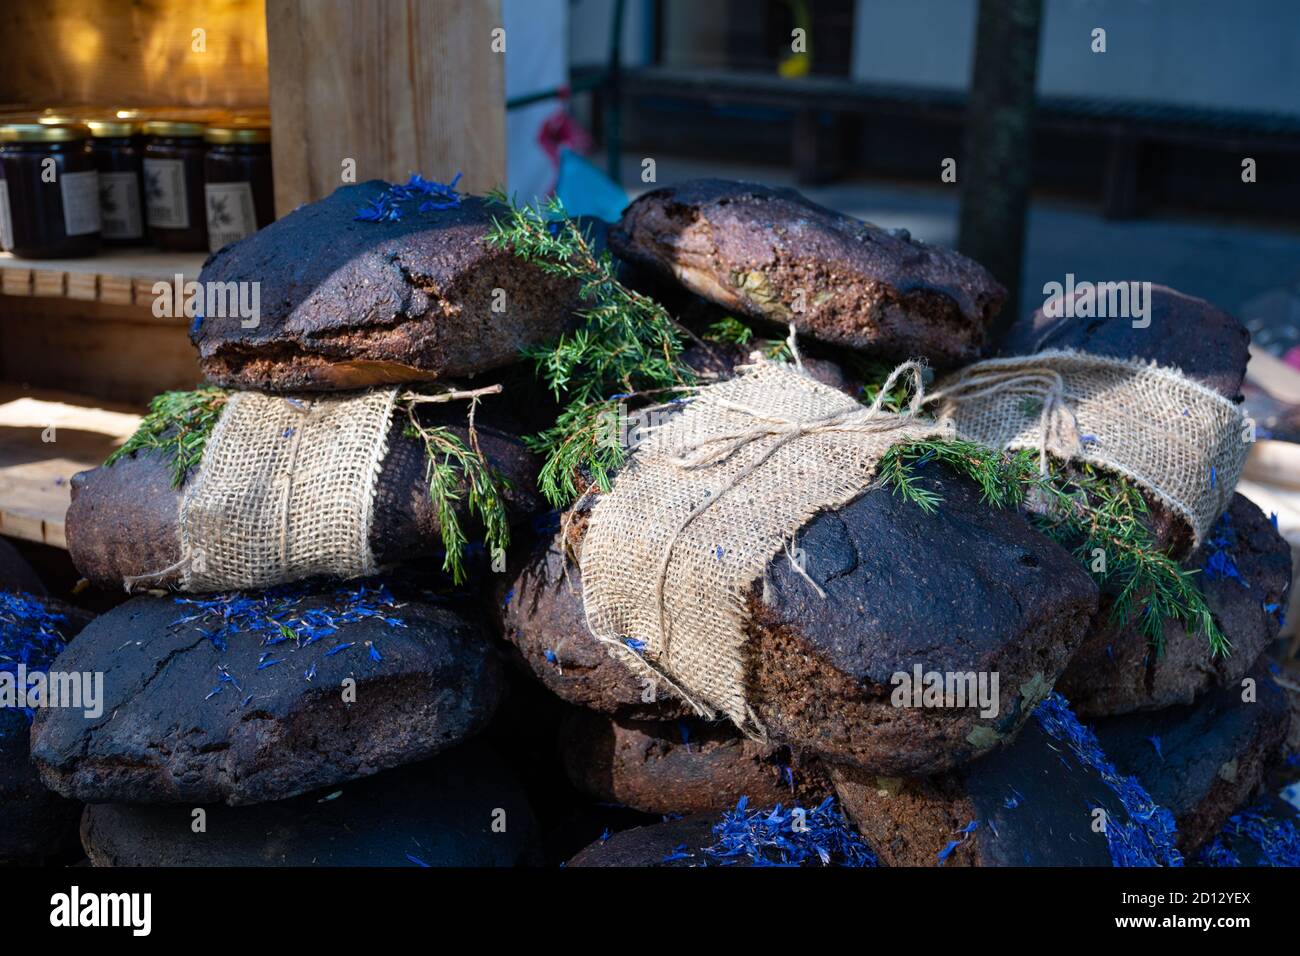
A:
0;384;140;548
0;249;207;307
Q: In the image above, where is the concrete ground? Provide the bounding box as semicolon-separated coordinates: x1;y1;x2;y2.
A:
620;154;1300;355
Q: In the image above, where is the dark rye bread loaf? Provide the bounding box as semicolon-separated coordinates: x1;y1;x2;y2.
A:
0;592;92;863
998;283;1251;400
490;351;856;720
996;284;1251;560
831;718;1119;867
193;183;579;391
494;529;692;721
498;461;1099;776
558;709;829;815
608;179;1006;367
1092;665;1289;854
566;805;876;867
566;815;721;867
1058;494;1291;718
30;589;504;806
66;409;542;591
832;668;1287;865
79;748;541;866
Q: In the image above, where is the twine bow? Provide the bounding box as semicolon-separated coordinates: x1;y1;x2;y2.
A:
663;360;933;472
927;361;1084;474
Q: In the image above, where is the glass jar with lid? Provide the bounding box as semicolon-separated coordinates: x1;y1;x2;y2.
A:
203;122;273;252
142;119;208;250
0;122;101;259
87;118;147;245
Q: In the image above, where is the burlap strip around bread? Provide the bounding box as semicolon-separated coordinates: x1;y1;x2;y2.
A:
929;349;1247;548
580;360;950;733
178;387;398;591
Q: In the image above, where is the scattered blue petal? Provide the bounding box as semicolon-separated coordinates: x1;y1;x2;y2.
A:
1198;802;1300;867
1034;692;1182;868
355;172;462;222
690;796;877;867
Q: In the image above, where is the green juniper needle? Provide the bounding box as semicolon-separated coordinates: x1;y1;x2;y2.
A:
485;190;695;506
396;394;511;585
105;387;228;488
877;438;1228;657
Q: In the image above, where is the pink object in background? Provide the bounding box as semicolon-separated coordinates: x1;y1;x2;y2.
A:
537;99;594;186
1284;345;1300;371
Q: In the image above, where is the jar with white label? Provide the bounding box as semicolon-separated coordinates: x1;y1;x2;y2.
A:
87;119;147;245
142;119;208;251
0;123;101;259
203;123;273;253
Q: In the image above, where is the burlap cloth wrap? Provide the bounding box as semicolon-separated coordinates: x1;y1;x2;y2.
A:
581;350;1246;736
177;388;398;592
929;349;1247;548
580;361;950;733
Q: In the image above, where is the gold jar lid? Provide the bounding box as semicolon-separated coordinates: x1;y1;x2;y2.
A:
36;108;90;126
142;119;207;138
0;122;92;143
204;123;271;145
87;119;141;137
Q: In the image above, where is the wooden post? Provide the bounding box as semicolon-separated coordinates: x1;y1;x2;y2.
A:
264;0;506;215
957;0;1042;341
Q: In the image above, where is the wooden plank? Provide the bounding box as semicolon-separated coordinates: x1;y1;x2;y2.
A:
1248;344;1300;404
66;270;98;301
100;274;134;306
132;278;160;310
1;267;32;297
1244;439;1300;492
0;297;202;405
0;250;206;305
265;0;505;214
0;385;141;549
32;269;67;298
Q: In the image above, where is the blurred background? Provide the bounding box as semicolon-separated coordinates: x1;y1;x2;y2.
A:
4;0;1298;341
555;0;1300;354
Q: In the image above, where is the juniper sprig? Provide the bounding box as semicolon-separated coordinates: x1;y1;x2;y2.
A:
877;437;1227;656
485;191;696;505
397;393;511;585
877;439;1031;514
523;397;626;507
704;316;754;347
703;316;791;361
1023;459;1226;657
105;387;229;487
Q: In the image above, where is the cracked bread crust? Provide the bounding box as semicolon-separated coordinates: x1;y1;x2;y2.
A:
193;184;579;391
609;179;1005;367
